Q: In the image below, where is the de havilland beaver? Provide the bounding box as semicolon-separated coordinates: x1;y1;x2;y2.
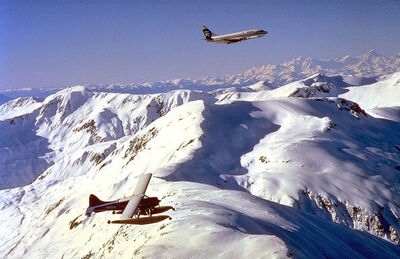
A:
201;25;267;44
86;173;174;224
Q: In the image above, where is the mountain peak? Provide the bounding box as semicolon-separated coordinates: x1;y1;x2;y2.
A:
337;54;353;62
360;49;381;59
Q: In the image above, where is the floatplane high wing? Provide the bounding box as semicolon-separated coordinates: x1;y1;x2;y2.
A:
85;173;173;224
201;25;267;44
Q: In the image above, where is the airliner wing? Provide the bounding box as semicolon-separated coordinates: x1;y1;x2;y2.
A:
120;173;152;219
224;38;245;44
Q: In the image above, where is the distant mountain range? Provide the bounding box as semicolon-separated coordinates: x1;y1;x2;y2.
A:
229;49;400;86
1;50;399;103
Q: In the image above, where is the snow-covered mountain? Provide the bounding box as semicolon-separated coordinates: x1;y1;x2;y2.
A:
234;49;400;86
1;69;399;258
1;50;399;105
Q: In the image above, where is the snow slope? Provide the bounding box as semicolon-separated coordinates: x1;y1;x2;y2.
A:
0;97;42;121
0;71;400;258
340;72;400;110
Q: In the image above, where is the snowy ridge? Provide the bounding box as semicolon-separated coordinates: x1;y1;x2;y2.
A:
0;97;42;121
340;72;400;110
0;71;400;257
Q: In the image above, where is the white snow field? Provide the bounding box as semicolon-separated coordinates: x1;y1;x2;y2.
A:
0;70;400;258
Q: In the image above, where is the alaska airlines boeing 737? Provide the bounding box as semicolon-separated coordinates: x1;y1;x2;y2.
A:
201;25;267;44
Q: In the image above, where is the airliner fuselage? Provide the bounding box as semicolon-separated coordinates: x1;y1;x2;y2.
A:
202;25;267;44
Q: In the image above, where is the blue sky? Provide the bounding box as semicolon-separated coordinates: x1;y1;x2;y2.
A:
1;0;399;89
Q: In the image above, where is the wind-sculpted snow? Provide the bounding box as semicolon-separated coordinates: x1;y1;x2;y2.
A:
1;71;400;257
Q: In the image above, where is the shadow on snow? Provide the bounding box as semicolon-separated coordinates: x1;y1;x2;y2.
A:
164;101;280;190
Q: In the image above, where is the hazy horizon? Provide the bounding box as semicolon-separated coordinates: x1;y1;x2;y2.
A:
1;0;400;89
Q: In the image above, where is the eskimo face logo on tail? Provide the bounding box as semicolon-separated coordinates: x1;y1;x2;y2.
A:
203;29;212;39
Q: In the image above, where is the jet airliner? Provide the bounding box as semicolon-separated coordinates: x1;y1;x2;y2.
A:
201;25;267;44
